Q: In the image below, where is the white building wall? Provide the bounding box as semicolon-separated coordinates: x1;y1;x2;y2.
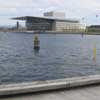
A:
54;21;86;32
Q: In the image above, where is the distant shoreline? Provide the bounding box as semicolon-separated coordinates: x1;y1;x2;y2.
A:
1;31;100;35
15;31;100;35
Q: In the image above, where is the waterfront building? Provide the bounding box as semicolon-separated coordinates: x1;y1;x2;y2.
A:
12;12;86;32
87;25;100;32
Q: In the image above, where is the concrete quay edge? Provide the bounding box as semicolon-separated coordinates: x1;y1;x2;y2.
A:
0;75;100;96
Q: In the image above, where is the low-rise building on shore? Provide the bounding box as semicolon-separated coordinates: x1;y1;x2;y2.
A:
87;25;100;32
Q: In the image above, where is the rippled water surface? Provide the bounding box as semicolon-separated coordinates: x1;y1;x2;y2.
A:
0;32;100;84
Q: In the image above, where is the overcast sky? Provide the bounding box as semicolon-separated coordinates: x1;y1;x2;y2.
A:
0;0;100;26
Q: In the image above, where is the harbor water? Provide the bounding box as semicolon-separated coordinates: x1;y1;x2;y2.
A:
0;32;100;84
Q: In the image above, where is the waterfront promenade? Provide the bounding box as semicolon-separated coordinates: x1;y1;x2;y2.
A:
2;84;100;100
1;75;100;100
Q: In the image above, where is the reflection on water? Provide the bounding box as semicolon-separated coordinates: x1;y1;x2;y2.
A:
0;32;100;84
34;49;40;55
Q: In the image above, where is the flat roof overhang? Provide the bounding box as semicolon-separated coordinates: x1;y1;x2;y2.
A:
12;16;79;23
